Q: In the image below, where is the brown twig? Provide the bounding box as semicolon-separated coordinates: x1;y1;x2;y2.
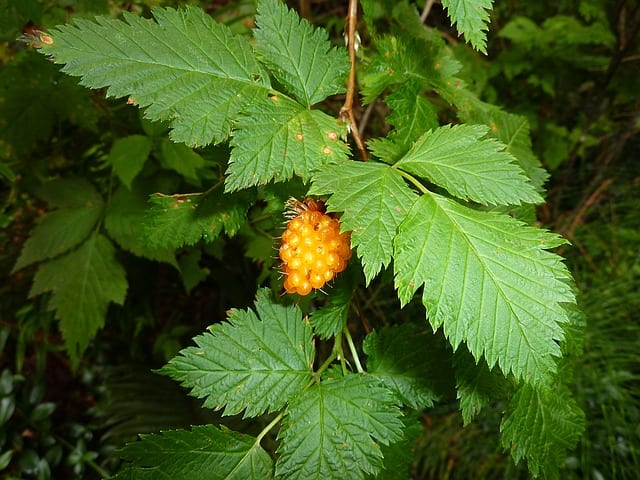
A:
299;0;312;21
563;178;613;240
340;0;369;160
420;0;438;23
352;291;371;334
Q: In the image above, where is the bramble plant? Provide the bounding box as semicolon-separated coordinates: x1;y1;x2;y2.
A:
11;0;587;478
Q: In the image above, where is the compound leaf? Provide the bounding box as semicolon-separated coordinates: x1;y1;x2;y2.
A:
309;161;417;284
225;94;348;192
160;289;314;418
395;124;542;206
38;7;270;147
113;425;273;479
13;178;104;272
500;383;585;478
275;375;403;480
441;0;494;54
254;0;349;107
394;193;575;386
363;324;446;408
29;233;127;365
142;186;252;249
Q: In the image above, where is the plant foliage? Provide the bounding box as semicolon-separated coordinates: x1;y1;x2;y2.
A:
4;0;594;477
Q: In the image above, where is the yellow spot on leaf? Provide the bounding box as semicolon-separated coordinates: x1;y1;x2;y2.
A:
37;32;54;45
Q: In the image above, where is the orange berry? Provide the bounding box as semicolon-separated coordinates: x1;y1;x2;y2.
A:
280;198;351;295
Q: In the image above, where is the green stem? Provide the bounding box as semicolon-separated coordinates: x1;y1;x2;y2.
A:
395;168;430;195
315;331;343;378
343;327;365;373
255;411;285;444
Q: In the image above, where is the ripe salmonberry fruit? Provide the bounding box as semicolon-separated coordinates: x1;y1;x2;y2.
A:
279;198;351;295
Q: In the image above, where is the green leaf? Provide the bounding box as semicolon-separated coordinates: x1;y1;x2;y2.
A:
275;375;404;479
13;178;104;272
254;0;349;107
160;289;314;417
104;185;176;265
363;324;445;408
461;109;549;190
500;384;585;478
225;94;349;192
367;138;407;165
394;193;575;386
107;135;153;189
177;248;209;293
308;276;354;339
29;233;127;364
35;177;104;209
142;185;252;249
372;416;423;480
158;138;207;183
309;161;417;284
361;34;462;104
39;7;270;147
453;348;508;425
395;124;543;206
0;54;100;160
113;425;273;479
385;83;439;151
441;0;494;54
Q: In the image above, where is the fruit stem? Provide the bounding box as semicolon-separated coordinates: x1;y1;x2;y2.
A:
343;326;365;373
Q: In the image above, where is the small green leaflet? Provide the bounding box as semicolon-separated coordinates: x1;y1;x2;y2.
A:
500;384;585;478
363;324;444;409
308;275;355;339
38;7;270;147
160;289;314;418
309;161;417;284
385;83;439;151
394;193;575;386
35;177;102;209
29;233;127;365
461;108;549;190
441;0;494;54
395;124;543;206
113;425;273;479
104;185;176;265
107;135;153;189
254;0;349;107
361;34;462;104
13;178;104;272
158;138;207;184
225;94;349;192
275;375;404;480
141;186;252;249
